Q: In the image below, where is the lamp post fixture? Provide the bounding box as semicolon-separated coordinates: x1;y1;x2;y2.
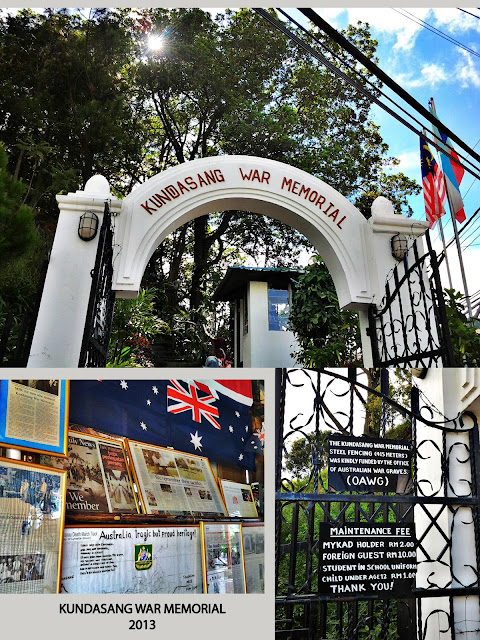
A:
78;211;99;241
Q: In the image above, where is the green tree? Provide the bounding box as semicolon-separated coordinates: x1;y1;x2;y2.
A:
289;257;361;367
444;288;480;366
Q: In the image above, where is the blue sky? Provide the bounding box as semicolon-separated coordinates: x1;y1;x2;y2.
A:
286;8;480;307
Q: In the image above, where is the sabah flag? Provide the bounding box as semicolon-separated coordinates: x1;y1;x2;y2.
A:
428;98;466;223
68;379;260;470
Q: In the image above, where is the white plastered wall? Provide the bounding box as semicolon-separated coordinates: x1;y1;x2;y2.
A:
415;369;480;639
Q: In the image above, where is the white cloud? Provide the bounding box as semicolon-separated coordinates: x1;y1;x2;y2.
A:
394;150;421;172
456;50;480;88
394;63;449;89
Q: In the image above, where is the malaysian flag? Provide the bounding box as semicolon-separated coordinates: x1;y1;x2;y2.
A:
429;98;466;223
68;379;260;470
420;134;446;228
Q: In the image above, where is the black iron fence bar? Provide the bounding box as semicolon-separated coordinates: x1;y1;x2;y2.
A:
372;252;429;316
370;347;446;368
276;586;480;604
283;369;477;432
277;493;480;506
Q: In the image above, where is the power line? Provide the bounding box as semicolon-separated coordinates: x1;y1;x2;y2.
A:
457;8;480;20
298;8;480;168
393;8;480;59
255;9;480;183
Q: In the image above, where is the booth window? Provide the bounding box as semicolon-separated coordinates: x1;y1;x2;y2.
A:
268;288;289;331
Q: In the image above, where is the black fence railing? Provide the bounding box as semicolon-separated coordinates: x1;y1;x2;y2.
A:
276;369;480;640
368;231;455;368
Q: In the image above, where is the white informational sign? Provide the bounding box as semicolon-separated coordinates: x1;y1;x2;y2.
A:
220;479;258;518
128;441;227;517
61;525;203;594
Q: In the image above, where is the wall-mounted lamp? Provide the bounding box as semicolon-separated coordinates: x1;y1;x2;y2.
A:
390;233;408;261
78;211;99;241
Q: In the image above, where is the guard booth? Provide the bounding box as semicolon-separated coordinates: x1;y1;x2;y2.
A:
213;266;303;368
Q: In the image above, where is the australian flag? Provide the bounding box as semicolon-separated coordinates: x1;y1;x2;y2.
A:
68;379;262;470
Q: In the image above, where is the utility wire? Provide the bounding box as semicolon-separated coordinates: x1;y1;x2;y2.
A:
297;8;480;169
394;8;480;59
457;8;480;20
255;8;480;182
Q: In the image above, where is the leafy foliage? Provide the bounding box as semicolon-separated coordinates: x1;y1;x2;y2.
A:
289;257;362;367
0;9;423;361
444;288;480;365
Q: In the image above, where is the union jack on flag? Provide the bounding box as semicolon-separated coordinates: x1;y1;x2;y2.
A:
167;380;221;429
420;135;446;228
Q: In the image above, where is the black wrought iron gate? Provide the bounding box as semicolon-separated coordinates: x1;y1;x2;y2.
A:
78;201;116;367
275;368;480;640
368;231;455;368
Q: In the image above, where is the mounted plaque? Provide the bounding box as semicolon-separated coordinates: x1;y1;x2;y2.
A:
127;440;227;517
328;434;412;493
0;380;69;456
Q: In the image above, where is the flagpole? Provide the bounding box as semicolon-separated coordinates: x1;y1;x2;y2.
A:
437;215;453;290
446;189;473;318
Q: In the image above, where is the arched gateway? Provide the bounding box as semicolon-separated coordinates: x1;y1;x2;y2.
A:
28;155;429;368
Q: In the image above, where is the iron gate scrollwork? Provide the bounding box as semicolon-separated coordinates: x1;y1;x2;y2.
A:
78;201;116;367
275;368;480;640
368;231;455;368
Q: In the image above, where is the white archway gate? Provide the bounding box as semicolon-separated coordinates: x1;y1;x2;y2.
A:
28;155;429;368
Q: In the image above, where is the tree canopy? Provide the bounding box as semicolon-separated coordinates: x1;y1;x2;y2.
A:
0;8;421;362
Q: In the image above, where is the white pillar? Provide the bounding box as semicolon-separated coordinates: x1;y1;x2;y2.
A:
416;369;480;639
362;197;431;367
28;176;121;367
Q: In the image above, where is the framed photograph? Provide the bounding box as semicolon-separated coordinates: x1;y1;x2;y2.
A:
40;431;138;515
0;457;66;593
219;479;259;518
0;380;69;456
127;440;227;517
200;522;246;594
61;524;202;594
242;523;265;593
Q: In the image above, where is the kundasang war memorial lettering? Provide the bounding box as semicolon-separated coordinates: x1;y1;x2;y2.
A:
139;166;347;230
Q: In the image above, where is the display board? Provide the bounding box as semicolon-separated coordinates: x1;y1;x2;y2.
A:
127;440;227;517
242;523;264;593
328;435;412;492
200;522;246;594
0;380;69;456
40;432;138;515
61;525;202;594
219;479;258;518
0;458;66;593
318;522;417;596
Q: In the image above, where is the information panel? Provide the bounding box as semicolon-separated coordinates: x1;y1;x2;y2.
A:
128;441;227;517
328;435;412;492
61;525;202;594
242;523;264;593
201;522;246;594
40;432;138;515
0;458;66;594
220;479;258;518
319;522;417;596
